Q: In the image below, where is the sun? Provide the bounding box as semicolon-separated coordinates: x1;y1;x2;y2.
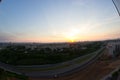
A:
69;38;75;43
67;34;76;42
65;28;79;43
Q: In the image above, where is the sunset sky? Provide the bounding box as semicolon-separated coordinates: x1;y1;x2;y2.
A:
0;0;120;43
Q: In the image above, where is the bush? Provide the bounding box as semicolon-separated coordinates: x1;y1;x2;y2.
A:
111;71;119;80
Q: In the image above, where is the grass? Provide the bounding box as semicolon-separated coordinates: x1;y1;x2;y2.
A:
0;68;28;80
75;53;95;64
17;64;71;72
6;71;28;80
17;53;96;72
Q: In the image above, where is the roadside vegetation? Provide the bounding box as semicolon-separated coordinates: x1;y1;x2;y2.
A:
0;42;102;65
17;53;96;72
0;68;28;80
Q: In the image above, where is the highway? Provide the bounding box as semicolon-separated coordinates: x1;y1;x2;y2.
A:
0;47;105;78
0;61;23;75
18;47;105;78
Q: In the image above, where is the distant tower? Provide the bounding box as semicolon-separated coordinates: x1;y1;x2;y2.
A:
112;0;120;16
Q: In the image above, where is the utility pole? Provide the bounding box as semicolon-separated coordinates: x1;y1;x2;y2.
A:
112;0;120;16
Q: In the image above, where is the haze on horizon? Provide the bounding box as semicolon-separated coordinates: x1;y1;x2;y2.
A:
0;0;120;43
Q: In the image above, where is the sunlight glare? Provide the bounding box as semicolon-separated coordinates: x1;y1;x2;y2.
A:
65;28;80;42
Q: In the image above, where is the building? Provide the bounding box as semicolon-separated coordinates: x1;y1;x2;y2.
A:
107;40;120;57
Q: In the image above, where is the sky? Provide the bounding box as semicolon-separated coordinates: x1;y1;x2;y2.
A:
0;0;120;43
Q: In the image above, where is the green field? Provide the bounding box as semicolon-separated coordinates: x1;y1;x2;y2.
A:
16;53;96;72
0;42;102;65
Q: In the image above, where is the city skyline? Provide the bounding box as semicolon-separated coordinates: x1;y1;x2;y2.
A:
0;0;120;43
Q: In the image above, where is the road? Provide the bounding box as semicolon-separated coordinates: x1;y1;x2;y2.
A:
0;61;23;75
19;47;104;78
0;47;104;78
29;48;120;80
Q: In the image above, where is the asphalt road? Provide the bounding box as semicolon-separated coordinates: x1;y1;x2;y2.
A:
22;48;105;78
0;61;23;75
0;47;104;78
